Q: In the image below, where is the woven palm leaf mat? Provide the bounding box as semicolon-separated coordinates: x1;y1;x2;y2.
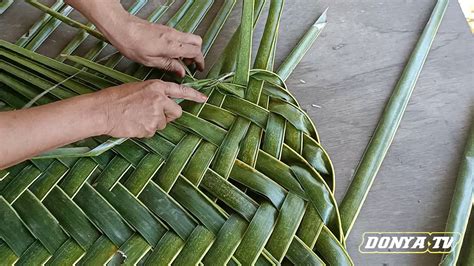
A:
0;0;353;265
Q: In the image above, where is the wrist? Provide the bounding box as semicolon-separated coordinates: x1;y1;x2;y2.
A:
77;92;111;137
89;1;131;44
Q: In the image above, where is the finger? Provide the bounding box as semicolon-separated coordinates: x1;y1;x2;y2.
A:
171;30;202;47
190;53;205;71
145;57;185;77
183;58;193;66
165;42;205;71
144;132;155;138
167;42;203;59
181;54;205;72
155;113;167;131
163;82;208;103
163;99;183;122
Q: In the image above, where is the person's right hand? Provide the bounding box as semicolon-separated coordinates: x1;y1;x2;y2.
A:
95;80;207;138
105;16;205;78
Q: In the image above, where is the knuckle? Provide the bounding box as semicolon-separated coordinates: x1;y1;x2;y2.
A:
179;85;187;95
147;129;156;137
144;123;155;133
165;60;175;71
145;79;162;88
176;106;183;118
147;80;165;94
155;93;166;102
149;121;158;129
144;84;163;96
156;122;167;131
143;60;154;67
140;56;155;67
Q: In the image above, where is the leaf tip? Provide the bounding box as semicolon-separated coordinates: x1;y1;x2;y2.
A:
314;8;328;26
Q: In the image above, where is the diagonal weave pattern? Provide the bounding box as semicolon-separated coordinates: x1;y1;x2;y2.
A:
0;40;349;265
0;0;352;265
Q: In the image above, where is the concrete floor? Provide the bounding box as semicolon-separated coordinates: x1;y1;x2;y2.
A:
1;0;473;265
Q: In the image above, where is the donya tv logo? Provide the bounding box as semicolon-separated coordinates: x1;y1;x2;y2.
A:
359;232;461;254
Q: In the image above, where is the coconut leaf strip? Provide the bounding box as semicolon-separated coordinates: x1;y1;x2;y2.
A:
0;197;36;256
254;0;285;70
175;0;214;33
167;0;195;27
1;50;94;95
25;0;106;42
233;202;278;265
277;8;327;81
241;0;286;167
339;0;450;238
16;0;65;47
457;204;474;265
314;226;353;265
440;120;474;265
265;192;305;262
233;0;253;86
286;236;325;265
24;4;74;51
207;0;266;78
0;60;76;99
202;0;237;56
62;55;139;83
0;0;14;14
0;40;115;88
172;225;215;265
147;0;175;22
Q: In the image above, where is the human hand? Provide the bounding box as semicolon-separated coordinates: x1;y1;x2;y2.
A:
95;80;207;138
102;14;204;77
64;0;205;76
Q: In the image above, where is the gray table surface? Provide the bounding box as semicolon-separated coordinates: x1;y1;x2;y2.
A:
1;0;473;265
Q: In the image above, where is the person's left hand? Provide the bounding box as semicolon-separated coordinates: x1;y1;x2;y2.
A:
101;14;205;77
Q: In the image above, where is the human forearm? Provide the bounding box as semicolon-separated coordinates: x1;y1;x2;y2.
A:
64;0;129;39
0;94;107;169
0;80;206;169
